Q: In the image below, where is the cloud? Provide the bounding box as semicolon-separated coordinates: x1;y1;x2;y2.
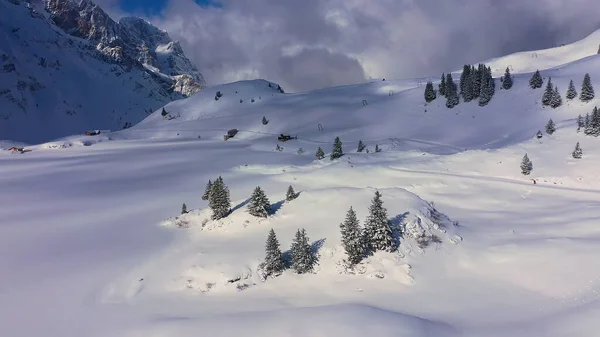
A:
96;0;600;92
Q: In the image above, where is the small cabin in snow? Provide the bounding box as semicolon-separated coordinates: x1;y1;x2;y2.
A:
8;147;24;153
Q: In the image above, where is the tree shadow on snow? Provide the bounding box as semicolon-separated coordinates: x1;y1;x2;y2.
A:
231;197;251;213
269;192;302;215
389;212;409;251
311;238;326;263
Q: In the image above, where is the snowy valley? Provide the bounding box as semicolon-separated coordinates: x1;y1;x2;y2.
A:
3;9;600;337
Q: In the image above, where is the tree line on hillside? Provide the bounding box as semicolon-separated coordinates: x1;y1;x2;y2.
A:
424;63;501;107
424;66;595;111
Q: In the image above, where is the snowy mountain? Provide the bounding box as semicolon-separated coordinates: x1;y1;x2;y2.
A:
0;0;205;143
3;21;600;337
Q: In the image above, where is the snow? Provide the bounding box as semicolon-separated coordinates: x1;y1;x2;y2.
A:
3;24;600;337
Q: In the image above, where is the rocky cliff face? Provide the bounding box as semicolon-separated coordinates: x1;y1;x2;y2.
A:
0;0;205;143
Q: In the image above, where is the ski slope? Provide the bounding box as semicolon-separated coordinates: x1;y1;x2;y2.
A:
3;29;600;337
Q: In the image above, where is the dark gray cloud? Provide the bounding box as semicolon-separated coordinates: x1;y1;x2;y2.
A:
96;0;600;92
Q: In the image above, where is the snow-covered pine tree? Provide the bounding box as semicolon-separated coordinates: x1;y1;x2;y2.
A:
263;229;285;277
529;70;543;89
545;119;556;134
438;73;446;97
202;180;213;201
357;140;366;153
536;130;543;139
590;107;600;136
584;113;592;135
181;203;188;214
550;85;562;108
262;116;269;125
316;146;325;160
445;73;459;108
291;228;316;274
364;191;395;253
542;77;554;106
340;207;365;265
375;144;381;152
286;185;297;201
209;176;231;220
502;67;513;90
580;73;595;102
424;81;436;102
566;80;578;100
330;136;343;160
478;68;493;106
521;154;533;175
471;65;482;99
459;65;472;101
577;114;584;132
572;142;583;159
487;66;496;97
248;186;271;218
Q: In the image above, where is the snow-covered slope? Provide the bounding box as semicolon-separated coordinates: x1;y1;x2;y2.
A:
0;0;204;144
4;22;600;337
476;29;600;77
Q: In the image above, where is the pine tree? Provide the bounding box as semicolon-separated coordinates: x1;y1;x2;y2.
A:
262;116;269;125
471;64;482;98
330;136;343;160
521;154;533;175
478;67;493;106
566;80;578;100
542;77;554;106
580;73;595;102
263;229;285;277
577;114;584;132
202;179;212;201
364;191;395;253
550;85;562;108
357;140;366;153
424;81;436;102
209;176;231;220
584;113;592;135
161;107;168;117
375;144;381;152
502;67;513;90
590;107;600;136
545;119;556;135
572;142;583;159
529;70;543;89
445;73;459;108
438;73;446;97
181;203;188;214
290;228;316;274
248;186;271;218
340;207;365;265
460;65;473;101
286;185;297;201
315;146;325;160
536;130;543;139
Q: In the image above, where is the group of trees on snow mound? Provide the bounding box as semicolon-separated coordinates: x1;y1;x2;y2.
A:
578;106;600;136
197;177;298;220
261;227;317;277
424;63;499;108
261;190;400;279
314;137;381;160
539;73;594;109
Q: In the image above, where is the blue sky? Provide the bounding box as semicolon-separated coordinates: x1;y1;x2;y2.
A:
119;0;219;16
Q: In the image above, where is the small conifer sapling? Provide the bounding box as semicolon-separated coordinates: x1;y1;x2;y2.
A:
572;142;582;159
